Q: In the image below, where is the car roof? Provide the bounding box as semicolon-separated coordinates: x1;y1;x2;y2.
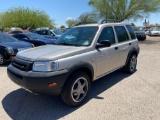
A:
35;29;49;31
74;22;130;28
0;33;9;35
13;33;37;35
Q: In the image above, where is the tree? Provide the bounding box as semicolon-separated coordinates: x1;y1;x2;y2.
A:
131;23;135;26
0;13;2;27
0;7;55;30
60;25;65;29
78;12;99;23
89;0;160;22
66;19;78;28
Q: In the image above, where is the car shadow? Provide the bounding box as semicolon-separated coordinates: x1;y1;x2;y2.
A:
139;39;160;45
2;69;133;120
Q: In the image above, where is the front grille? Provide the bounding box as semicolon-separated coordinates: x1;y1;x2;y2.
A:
12;61;27;71
12;57;33;71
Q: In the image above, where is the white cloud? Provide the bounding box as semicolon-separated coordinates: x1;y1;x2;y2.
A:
66;17;73;20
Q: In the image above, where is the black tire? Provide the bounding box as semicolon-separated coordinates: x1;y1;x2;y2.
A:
0;53;6;65
61;71;91;106
125;54;137;74
141;37;146;41
137;36;146;41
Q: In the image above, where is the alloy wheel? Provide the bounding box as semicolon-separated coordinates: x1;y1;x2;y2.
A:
0;54;4;65
130;55;137;72
71;77;88;102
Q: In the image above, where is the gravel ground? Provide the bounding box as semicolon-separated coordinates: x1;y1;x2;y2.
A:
0;36;160;120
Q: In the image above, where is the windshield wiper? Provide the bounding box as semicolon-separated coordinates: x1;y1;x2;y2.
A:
57;42;77;46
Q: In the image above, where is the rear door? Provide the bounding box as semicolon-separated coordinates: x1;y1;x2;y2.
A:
114;26;131;66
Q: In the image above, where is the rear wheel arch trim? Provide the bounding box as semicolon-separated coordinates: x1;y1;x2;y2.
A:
125;48;139;66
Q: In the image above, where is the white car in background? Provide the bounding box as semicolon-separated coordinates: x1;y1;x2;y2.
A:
148;27;160;36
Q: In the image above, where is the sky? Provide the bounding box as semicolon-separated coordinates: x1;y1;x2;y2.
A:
0;0;159;27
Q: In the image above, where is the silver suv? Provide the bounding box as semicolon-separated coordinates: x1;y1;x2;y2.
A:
7;22;139;106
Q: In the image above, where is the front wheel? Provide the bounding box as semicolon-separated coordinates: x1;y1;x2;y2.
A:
0;53;6;65
125;54;137;74
61;71;91;106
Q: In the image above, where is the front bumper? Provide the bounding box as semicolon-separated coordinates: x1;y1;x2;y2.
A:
135;34;146;40
150;32;160;36
7;64;70;95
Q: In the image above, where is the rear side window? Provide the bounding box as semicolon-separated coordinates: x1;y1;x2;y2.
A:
13;35;27;40
39;30;46;35
98;27;115;44
11;31;23;34
115;26;129;43
126;25;136;39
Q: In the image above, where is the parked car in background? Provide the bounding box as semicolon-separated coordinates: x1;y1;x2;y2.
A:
34;29;63;38
8;30;31;35
148;27;160;36
12;33;56;47
0;33;33;65
60;28;70;33
132;26;146;41
145;29;150;35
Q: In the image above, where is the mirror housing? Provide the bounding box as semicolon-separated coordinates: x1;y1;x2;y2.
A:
22;38;28;41
96;40;111;49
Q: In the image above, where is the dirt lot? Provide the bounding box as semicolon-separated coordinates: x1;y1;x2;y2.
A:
0;36;160;120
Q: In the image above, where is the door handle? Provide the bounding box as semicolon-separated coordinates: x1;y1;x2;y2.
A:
129;43;132;45
115;47;118;50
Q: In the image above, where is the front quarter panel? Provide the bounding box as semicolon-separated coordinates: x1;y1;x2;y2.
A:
58;49;96;80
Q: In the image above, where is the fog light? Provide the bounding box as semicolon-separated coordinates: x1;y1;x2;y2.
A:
48;83;57;87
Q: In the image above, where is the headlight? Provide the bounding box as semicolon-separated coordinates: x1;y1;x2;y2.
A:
5;47;15;54
32;61;58;72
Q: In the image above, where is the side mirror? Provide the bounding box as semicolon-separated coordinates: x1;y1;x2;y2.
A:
22;38;28;41
96;40;111;49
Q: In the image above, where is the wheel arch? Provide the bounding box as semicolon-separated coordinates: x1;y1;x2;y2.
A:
66;62;94;83
125;48;139;66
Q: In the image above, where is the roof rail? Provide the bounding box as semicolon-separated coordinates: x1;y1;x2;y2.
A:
75;22;98;26
100;19;122;24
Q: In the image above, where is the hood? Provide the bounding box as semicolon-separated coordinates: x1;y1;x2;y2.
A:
17;45;88;61
0;41;32;48
32;38;55;44
150;30;160;33
55;35;61;37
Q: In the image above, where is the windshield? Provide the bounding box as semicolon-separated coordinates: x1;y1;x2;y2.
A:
52;30;63;35
26;33;44;39
152;27;160;31
133;27;145;31
54;27;98;46
0;34;18;43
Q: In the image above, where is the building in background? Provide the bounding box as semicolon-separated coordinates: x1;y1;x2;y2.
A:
143;19;149;27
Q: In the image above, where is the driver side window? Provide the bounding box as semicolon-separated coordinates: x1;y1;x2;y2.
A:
98;27;115;45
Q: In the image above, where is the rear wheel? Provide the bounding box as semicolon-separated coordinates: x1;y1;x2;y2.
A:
61;71;91;106
125;54;137;74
